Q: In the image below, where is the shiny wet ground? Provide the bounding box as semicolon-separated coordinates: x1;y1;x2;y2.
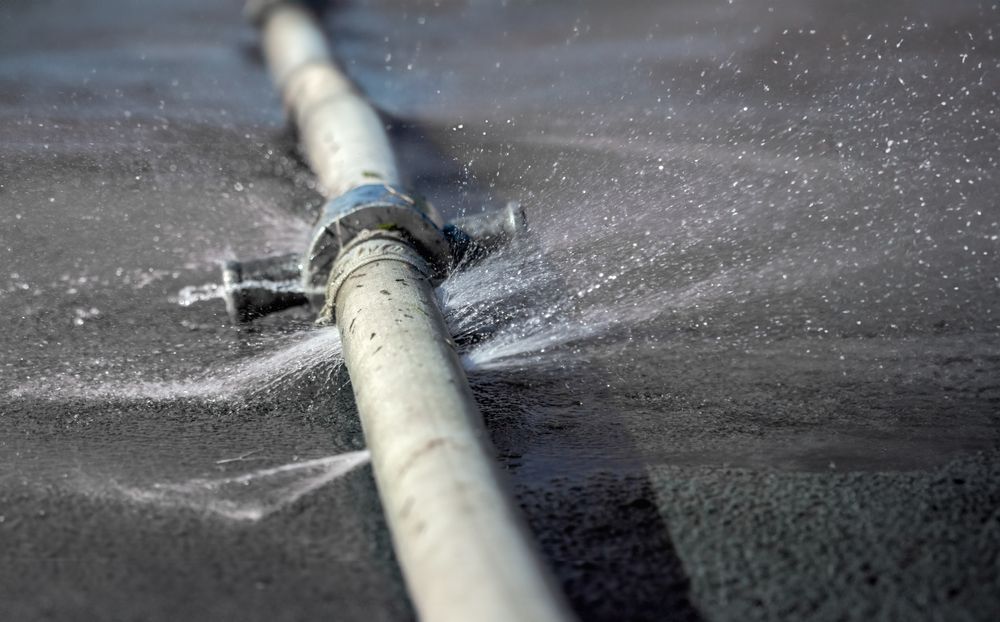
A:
1;0;998;620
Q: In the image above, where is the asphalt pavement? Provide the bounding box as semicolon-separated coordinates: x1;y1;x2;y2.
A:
1;1;998;620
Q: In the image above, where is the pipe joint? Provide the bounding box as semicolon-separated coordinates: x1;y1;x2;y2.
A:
302;184;449;310
221;195;528;324
318;230;430;324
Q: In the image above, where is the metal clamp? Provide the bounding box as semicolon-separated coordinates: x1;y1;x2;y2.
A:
318;230;431;324
302;184;450;310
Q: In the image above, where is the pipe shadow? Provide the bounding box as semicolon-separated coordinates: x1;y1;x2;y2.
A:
470;367;703;622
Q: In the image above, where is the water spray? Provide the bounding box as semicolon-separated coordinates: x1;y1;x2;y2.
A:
224;1;575;621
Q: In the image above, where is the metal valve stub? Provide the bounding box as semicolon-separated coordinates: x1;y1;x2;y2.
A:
445;201;527;266
221;252;308;323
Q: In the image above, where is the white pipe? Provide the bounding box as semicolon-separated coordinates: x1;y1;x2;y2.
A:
331;234;573;622
261;2;399;197
255;4;575;621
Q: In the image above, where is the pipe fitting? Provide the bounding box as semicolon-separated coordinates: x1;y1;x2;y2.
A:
302;184;450;310
318;230;431;324
221;195;529;323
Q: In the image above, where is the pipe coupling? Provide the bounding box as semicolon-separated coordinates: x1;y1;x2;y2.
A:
220;192;528;324
303;184;450;310
318;230;431;324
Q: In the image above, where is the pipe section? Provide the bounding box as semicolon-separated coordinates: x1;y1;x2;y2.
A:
260;1;399;197
331;233;572;622
253;3;575;621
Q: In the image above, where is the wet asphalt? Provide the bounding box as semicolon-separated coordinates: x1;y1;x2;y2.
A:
2;0;999;620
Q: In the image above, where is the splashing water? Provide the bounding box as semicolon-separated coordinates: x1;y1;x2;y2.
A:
10;212;870;404
11;241;650;402
9;327;346;402
442;246;667;371
172;282;225;306
96;450;371;521
10;243;665;401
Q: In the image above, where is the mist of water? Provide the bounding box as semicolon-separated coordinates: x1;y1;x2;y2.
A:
172;282;225;307
9;327;346;402
90;450;371;521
